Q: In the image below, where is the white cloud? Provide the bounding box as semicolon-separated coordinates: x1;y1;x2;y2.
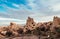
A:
0;17;26;25
50;3;60;11
1;0;60;25
0;17;24;21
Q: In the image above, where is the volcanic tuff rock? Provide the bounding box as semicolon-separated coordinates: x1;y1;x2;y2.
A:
24;17;37;31
9;22;24;36
53;16;60;26
0;16;60;38
51;16;60;32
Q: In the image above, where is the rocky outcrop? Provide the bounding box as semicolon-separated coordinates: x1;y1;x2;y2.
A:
0;16;60;38
0;22;24;37
53;16;60;26
50;16;60;32
24;17;37;31
9;22;24;36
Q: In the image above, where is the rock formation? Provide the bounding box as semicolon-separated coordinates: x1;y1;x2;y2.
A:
37;22;43;27
9;22;24;36
0;16;60;38
24;17;37;32
53;16;60;26
50;16;60;32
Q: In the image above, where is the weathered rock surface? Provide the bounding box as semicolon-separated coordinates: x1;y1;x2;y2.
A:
0;16;60;39
25;17;37;30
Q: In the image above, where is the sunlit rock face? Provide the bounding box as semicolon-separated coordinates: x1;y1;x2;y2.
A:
25;17;37;31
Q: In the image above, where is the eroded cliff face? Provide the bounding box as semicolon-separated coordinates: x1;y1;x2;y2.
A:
0;16;60;38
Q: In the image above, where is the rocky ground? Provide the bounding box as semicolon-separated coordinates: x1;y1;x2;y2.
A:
1;35;60;39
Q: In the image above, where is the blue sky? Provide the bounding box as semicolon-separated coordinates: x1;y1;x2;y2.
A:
0;0;60;25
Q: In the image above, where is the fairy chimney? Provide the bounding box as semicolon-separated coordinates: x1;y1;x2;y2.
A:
50;16;60;32
25;17;37;30
53;16;60;26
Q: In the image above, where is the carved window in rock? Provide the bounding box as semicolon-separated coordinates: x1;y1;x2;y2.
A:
26;26;28;27
26;28;28;30
28;25;32;27
32;27;34;28
49;23;52;25
33;24;35;26
32;22;33;24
